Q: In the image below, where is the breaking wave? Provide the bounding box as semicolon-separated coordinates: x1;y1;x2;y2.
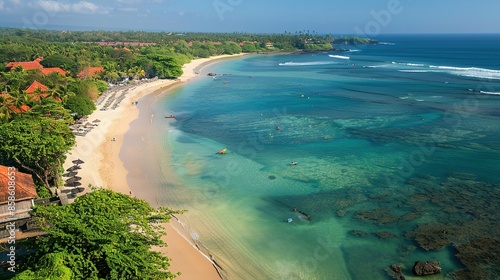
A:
398;70;430;73
480;91;500;95
429;65;500;80
278;61;337;66
328;55;350;60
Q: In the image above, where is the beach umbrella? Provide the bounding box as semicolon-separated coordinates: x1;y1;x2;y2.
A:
66;165;81;172
64;181;82;187
62;171;78;177
72;159;85;165
66;176;82;182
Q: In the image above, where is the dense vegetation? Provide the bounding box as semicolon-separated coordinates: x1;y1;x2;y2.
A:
13;189;182;279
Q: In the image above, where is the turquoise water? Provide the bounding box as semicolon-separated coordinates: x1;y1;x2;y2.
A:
151;35;500;279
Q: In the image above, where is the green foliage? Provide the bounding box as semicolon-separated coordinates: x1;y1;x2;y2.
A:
70;80;100;100
40;54;76;71
17;189;182;280
64;94;96;116
241;42;257;52
223;42;242;55
14;252;74;280
303;43;334;51
147;54;183;79
94;80;109;92
35;183;52;198
25;99;74;125
0;115;75;192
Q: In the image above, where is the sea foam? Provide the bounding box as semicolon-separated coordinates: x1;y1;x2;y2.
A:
278;61;336;66
480;91;500;95
328;55;350;60
429;65;500;80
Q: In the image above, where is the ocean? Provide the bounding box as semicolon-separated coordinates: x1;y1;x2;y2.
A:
147;34;500;279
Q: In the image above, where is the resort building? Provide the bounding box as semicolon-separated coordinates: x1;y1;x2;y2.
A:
5;57;43;71
5;57;66;76
0;165;38;237
25;80;49;94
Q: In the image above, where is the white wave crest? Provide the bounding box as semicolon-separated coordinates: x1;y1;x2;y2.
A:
391;61;425;67
347;49;361;52
480;91;500;95
278;61;336;66
379;42;395;45
398;70;430;73
329;55;350;60
429;65;500;80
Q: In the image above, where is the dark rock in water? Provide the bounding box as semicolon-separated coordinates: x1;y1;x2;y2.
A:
387;264;406;280
450;238;500;280
374;231;396;239
349;230;368;237
412;260;441;276
207;72;217;76
405;222;452;250
391;264;402;273
268;175;276;180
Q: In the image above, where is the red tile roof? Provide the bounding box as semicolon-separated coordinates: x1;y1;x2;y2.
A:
0;165;37;204
77;66;105;79
10;104;31;114
6;58;43;71
41;67;66;76
1;93;31;113
25;80;49;94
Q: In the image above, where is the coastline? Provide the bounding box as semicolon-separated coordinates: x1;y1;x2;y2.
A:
63;53;246;279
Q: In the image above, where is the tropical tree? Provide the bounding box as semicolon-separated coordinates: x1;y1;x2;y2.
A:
0;115;75;193
64;94;96;117
147;54;183;79
15;189;182;280
0;94;14;123
28;99;74;125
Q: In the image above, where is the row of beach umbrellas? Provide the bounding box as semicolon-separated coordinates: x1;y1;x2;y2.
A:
63;159;85;187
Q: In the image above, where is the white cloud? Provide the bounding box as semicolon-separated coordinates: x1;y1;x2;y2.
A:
33;0;111;14
0;1;4;10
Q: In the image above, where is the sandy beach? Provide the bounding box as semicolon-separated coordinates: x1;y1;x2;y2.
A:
63;53;245;279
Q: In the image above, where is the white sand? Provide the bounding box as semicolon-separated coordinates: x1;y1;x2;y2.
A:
63;53;246;279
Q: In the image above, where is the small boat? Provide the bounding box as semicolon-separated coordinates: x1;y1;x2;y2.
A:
165;115;176;119
218;148;227;155
276;126;280;130
286;217;293;223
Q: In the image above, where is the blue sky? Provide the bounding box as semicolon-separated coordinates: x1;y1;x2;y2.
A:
0;0;498;34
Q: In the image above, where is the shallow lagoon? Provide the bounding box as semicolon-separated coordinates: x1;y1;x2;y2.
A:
151;35;500;279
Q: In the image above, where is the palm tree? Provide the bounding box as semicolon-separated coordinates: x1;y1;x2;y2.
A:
12;90;32;107
0;95;13;123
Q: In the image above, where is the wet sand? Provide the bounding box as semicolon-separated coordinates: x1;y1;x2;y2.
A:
63;53;246;279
